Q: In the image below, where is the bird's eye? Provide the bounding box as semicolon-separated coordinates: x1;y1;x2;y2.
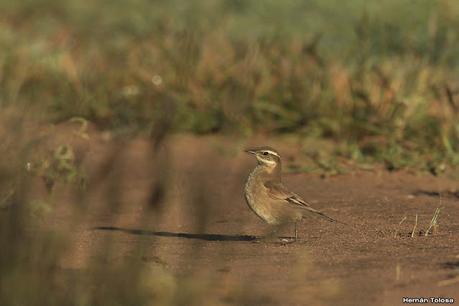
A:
262;152;268;156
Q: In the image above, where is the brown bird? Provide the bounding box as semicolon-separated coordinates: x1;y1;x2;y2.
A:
244;146;338;241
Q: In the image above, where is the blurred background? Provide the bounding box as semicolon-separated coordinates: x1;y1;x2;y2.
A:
1;1;459;305
1;0;459;167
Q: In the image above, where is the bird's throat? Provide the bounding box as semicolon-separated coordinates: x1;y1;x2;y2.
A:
256;163;282;180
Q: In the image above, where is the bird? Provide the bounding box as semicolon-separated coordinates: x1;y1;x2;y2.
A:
244;146;338;241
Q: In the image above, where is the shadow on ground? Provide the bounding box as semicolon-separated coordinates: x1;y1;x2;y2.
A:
93;226;258;242
412;190;459;198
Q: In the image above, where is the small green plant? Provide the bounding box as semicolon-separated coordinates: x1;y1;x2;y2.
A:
27;144;87;191
0;187;14;209
69;117;90;140
425;207;441;236
411;214;418;238
28;199;53;219
394;216;407;238
398;208;442;238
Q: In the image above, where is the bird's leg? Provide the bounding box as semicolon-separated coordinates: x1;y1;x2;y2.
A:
280;222;298;244
277;223;297;244
267;226;280;240
294;222;298;241
257;226;281;243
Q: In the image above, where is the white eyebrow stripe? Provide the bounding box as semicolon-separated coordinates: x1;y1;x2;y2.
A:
263;150;280;157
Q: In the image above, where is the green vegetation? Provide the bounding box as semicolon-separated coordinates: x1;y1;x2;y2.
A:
1;0;459;171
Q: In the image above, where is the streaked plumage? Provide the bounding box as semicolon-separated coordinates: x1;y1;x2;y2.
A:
244;146;337;240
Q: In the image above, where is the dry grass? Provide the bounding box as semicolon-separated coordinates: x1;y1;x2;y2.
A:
1;1;459;172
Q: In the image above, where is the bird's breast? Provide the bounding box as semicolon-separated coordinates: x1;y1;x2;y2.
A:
244;167;278;224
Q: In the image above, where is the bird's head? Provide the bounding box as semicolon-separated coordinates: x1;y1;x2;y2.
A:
245;146;281;168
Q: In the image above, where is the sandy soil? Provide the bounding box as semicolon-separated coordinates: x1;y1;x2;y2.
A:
21;126;459;306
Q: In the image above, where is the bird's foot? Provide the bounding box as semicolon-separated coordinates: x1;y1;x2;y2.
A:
279;237;297;244
254;236;297;244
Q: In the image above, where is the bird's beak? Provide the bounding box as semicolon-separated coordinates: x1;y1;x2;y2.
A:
244;149;256;155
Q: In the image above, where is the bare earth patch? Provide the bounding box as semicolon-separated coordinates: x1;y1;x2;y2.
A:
19;128;459;306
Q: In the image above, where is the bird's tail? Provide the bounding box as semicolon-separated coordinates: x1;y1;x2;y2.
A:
301;206;347;225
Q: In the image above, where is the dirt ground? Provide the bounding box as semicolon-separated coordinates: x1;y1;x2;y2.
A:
22;125;459;306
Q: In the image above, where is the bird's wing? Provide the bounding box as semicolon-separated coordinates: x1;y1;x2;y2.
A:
264;181;337;222
264;181;311;207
